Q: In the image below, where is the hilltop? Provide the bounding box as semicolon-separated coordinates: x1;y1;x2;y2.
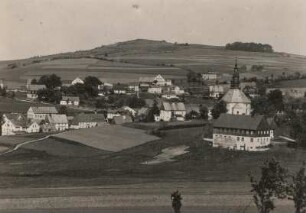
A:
1;39;306;88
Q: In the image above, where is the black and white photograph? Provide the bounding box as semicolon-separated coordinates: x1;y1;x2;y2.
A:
0;0;306;212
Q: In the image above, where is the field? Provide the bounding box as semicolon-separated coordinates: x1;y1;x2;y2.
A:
0;97;52;114
0;126;305;189
53;125;159;152
1;39;306;88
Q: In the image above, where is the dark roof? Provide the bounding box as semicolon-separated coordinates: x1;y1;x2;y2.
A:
213;114;270;130
113;115;133;125
72;113;105;125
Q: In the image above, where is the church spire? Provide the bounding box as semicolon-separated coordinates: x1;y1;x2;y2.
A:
230;58;240;89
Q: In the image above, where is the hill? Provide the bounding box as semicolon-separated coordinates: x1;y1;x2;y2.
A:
1;39;306;88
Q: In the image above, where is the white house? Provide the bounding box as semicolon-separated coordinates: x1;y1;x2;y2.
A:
213;114;271;151
70;113;105;129
107;109;122;120
26;84;46;99
60;96;80;106
46;114;69;131
1;113;40;135
127;83;140;93
202;72;218;82
27;106;58;120
123;106;137;117
113;84;127;94
157;102;186;122
148;86;162;94
209;85;224;98
162;93;179;100
71;77;84;85
139;74;172;86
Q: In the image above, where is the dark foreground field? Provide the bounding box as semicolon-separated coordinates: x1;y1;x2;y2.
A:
0;127;305;188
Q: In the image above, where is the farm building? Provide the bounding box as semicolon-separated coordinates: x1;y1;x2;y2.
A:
27;106;58;120
60;96;80;106
156;101;186;122
201;72;218;84
127;83;140;94
70;113;106;129
1;113;40;135
221;62;251;115
26;84;46;99
212;114;272;151
45;114;69;131
139;74;172;86
161;92;179;100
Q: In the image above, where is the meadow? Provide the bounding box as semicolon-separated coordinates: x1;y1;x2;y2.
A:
0;126;304;189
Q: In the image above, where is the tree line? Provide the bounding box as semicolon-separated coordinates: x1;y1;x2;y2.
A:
225;42;274;53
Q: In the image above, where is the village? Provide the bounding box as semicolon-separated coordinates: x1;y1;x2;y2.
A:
1;58;305;153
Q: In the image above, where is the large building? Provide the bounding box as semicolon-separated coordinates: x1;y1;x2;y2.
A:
213;114;271;151
221;61;251;115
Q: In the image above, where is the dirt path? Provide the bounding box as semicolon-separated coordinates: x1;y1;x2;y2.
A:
0;135;51;156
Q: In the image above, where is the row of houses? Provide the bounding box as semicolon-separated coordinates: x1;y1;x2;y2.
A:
1;106;107;136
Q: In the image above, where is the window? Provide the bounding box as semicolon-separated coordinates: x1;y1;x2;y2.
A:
250;138;253;142
241;137;244;142
237;137;240;141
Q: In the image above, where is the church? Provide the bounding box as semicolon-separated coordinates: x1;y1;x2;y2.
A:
212;60;272;151
221;60;251;115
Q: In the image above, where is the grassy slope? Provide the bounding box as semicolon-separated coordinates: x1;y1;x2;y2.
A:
1;39;306;87
0;127;304;188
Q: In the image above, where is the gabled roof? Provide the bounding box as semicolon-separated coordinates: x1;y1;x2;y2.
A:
162;102;186;111
27;84;46;91
4;113;27;127
47;114;68;124
72;113;105;124
62;96;80;102
222;89;251;103
29;106;58;114
213;114;269;130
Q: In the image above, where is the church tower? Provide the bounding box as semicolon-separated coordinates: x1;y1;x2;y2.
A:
230;58;240;89
221;59;251;115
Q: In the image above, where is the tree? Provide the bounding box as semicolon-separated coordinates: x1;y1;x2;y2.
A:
31;78;38;84
288;164;306;213
171;190;182;213
199;105;209;120
37;89;62;103
186;110;200;120
146;100;160;122
211;100;227;119
289;112;306;148
58;105;68;115
38;74;62;89
126;96;145;108
267;90;284;112
83;76;101;97
249;159;287;213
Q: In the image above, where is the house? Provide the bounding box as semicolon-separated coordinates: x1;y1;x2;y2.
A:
70;113;105;129
60;96;80;106
112;115;133;125
107;109;122;120
171;86;185;95
139;74;172;86
45;114;69;131
213;114;272;151
122;106;137;117
26;84;46;99
157;102;186;122
113;84;128;94
267;117;277;139
221;62;251;115
27;106;58;120
162;92;179;100
202;72;218;81
127;83;140;94
1;113;40;135
148;86;162;94
71;77;84;85
209;85;224;98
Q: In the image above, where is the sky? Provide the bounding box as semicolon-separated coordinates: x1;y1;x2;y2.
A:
1;0;306;60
